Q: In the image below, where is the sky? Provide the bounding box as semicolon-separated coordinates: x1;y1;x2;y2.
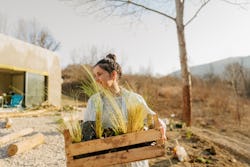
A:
0;0;250;76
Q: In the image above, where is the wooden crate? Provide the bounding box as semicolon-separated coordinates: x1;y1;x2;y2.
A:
63;116;165;167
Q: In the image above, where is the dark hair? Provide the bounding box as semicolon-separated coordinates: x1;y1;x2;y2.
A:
94;54;122;79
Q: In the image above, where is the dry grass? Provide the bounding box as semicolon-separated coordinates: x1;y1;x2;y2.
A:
94;99;103;138
127;104;147;133
121;74;183;117
80;65;101;98
61;94;86;108
102;90;127;135
191;76;250;132
57;112;82;143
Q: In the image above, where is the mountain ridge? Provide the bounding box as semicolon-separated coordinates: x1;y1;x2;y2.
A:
170;55;250;77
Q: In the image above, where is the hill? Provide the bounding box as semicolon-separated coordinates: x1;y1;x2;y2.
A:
171;55;250;77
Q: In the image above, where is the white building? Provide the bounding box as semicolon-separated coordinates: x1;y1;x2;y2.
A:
0;33;61;107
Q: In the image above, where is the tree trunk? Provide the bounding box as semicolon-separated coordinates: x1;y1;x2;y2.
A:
7;133;45;156
0;128;34;146
175;0;192;126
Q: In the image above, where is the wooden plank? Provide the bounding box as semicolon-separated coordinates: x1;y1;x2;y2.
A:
7;133;44;156
0;110;46;118
68;145;165;167
68;129;162;156
64;130;73;166
5;117;12;128
0;110;60;118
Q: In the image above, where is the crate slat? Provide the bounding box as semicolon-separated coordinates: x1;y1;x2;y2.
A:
67;145;165;167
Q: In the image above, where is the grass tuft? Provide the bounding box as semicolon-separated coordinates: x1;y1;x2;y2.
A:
57;112;82;143
127;104;146;133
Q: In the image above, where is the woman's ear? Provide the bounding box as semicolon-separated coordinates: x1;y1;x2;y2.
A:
111;71;118;80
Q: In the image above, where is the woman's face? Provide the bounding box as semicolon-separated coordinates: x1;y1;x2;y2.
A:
93;65;115;88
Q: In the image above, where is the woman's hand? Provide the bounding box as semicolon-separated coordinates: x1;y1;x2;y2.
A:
158;119;167;141
159;126;166;141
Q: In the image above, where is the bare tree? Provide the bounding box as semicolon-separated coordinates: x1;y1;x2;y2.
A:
224;63;244;96
61;0;249;126
223;62;250;125
0;12;9;34
244;68;250;98
70;45;102;65
14;19;60;51
224;62;250;98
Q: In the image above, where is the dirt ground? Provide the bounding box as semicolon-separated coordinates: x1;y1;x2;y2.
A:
149;126;250;167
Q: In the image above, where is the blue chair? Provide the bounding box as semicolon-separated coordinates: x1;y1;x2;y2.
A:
9;94;23;108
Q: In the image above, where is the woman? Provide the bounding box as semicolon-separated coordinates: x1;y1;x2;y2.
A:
83;54;166;167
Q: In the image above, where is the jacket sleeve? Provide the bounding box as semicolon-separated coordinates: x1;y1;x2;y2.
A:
135;93;167;134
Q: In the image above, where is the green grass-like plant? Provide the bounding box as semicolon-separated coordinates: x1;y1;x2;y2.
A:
102;89;127;135
57;112;82;143
127;104;146;133
80;65;101;98
94;98;103;138
81;65;105;137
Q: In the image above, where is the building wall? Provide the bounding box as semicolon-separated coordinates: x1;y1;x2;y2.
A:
48;56;62;106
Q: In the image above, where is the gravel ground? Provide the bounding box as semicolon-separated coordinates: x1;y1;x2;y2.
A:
0;115;66;167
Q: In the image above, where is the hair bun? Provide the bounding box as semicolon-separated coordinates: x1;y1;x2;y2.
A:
106;54;116;62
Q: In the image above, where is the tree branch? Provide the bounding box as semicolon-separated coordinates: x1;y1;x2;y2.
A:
184;0;211;27
221;0;249;5
107;0;176;21
220;0;250;10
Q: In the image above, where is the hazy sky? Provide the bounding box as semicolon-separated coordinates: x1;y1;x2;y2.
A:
1;0;250;75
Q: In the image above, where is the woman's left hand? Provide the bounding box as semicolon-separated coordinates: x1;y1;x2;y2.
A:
159;126;166;141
